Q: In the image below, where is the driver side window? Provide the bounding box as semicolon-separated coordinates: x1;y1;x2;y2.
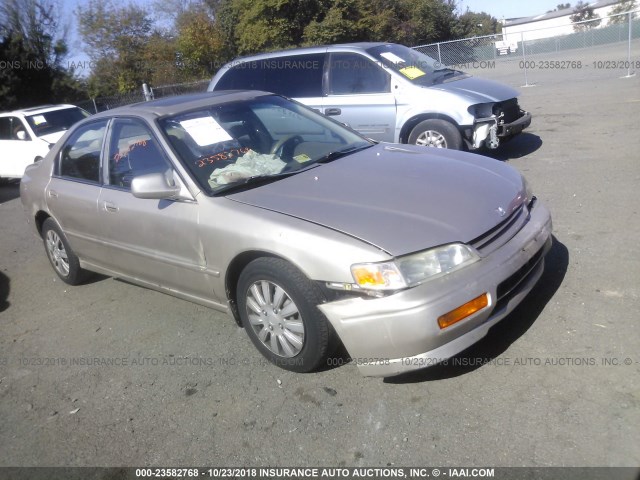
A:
107;119;170;189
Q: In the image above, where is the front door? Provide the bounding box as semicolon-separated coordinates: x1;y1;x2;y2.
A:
97;118;216;300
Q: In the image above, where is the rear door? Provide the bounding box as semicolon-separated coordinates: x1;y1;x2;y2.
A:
46;120;108;264
324;52;397;142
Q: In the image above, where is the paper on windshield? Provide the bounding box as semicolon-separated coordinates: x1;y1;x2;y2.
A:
32;115;47;125
180;116;233;146
380;52;406;65
399;66;426;80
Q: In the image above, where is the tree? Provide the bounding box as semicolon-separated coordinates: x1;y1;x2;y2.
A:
176;7;227;76
547;3;571;12
0;0;84;110
570;1;602;31
453;9;499;38
77;0;157;95
224;0;326;54
303;0;371;45
609;0;637;24
302;0;460;47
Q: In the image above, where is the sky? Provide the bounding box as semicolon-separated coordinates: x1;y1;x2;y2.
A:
63;0;570;74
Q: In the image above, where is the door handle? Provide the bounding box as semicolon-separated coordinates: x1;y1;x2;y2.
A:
48;190;58;198
103;201;118;213
324;108;341;116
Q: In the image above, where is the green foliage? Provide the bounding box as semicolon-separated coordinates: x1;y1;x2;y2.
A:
0;0;84;110
453;9;499;38
303;0;366;45
223;0;326;54
570;1;602;31
76;0;155;95
176;9;227;76
609;0;637;24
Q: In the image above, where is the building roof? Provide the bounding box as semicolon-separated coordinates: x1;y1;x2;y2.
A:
504;0;621;27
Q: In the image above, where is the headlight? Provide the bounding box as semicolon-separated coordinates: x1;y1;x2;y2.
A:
351;262;407;290
351;243;479;291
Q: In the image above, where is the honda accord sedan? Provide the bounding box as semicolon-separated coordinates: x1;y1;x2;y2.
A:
20;91;552;377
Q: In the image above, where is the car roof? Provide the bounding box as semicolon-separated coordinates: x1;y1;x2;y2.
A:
0;104;80;116
226;42;392;63
87;90;273;120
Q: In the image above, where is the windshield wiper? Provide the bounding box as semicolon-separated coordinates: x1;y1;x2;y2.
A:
315;144;373;164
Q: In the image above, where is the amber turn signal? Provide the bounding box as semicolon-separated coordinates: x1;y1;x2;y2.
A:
438;293;490;329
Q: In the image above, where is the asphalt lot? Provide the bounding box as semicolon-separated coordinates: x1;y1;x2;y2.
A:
1;46;639;469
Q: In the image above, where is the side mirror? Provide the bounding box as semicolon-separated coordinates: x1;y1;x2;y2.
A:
16;130;27;140
131;171;181;199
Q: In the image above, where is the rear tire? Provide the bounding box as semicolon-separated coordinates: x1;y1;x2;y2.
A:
408;119;462;150
237;257;332;373
42;218;88;285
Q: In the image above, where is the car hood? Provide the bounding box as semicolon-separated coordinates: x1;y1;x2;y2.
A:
38;131;66;144
431;75;519;103
227;144;526;256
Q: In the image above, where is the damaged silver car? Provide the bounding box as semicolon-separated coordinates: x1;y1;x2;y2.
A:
21;92;551;377
209;42;532;150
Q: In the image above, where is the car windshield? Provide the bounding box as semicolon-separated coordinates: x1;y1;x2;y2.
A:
25;107;90;137
159;95;372;195
366;44;465;86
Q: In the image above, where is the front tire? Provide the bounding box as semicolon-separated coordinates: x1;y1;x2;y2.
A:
408;119;462;150
42;218;88;285
237;257;332;373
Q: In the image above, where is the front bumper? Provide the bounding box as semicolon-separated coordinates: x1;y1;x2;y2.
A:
468;109;532;149
498;110;531;137
318;201;552;377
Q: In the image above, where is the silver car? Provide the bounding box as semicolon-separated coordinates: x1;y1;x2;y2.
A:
20;92;552;377
209;43;532;150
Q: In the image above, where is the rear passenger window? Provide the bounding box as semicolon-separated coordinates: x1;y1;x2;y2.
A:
107;119;170;189
216;54;325;98
329;53;390;94
58;120;107;183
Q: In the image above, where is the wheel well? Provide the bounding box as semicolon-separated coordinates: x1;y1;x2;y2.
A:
224;251;281;326
400;113;461;144
35;211;50;237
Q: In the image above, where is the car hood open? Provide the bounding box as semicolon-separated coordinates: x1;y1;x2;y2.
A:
227;144;526;256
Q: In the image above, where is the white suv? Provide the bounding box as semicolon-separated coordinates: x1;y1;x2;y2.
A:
0;104;90;180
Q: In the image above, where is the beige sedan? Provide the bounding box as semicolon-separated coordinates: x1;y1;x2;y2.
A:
20;91;552;377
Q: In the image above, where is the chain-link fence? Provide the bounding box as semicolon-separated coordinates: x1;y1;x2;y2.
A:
75;91;146;114
151;79;210;99
76;79;210;114
414;33;502;66
413;10;640;86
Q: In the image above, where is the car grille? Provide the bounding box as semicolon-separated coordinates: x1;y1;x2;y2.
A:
470;204;528;256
